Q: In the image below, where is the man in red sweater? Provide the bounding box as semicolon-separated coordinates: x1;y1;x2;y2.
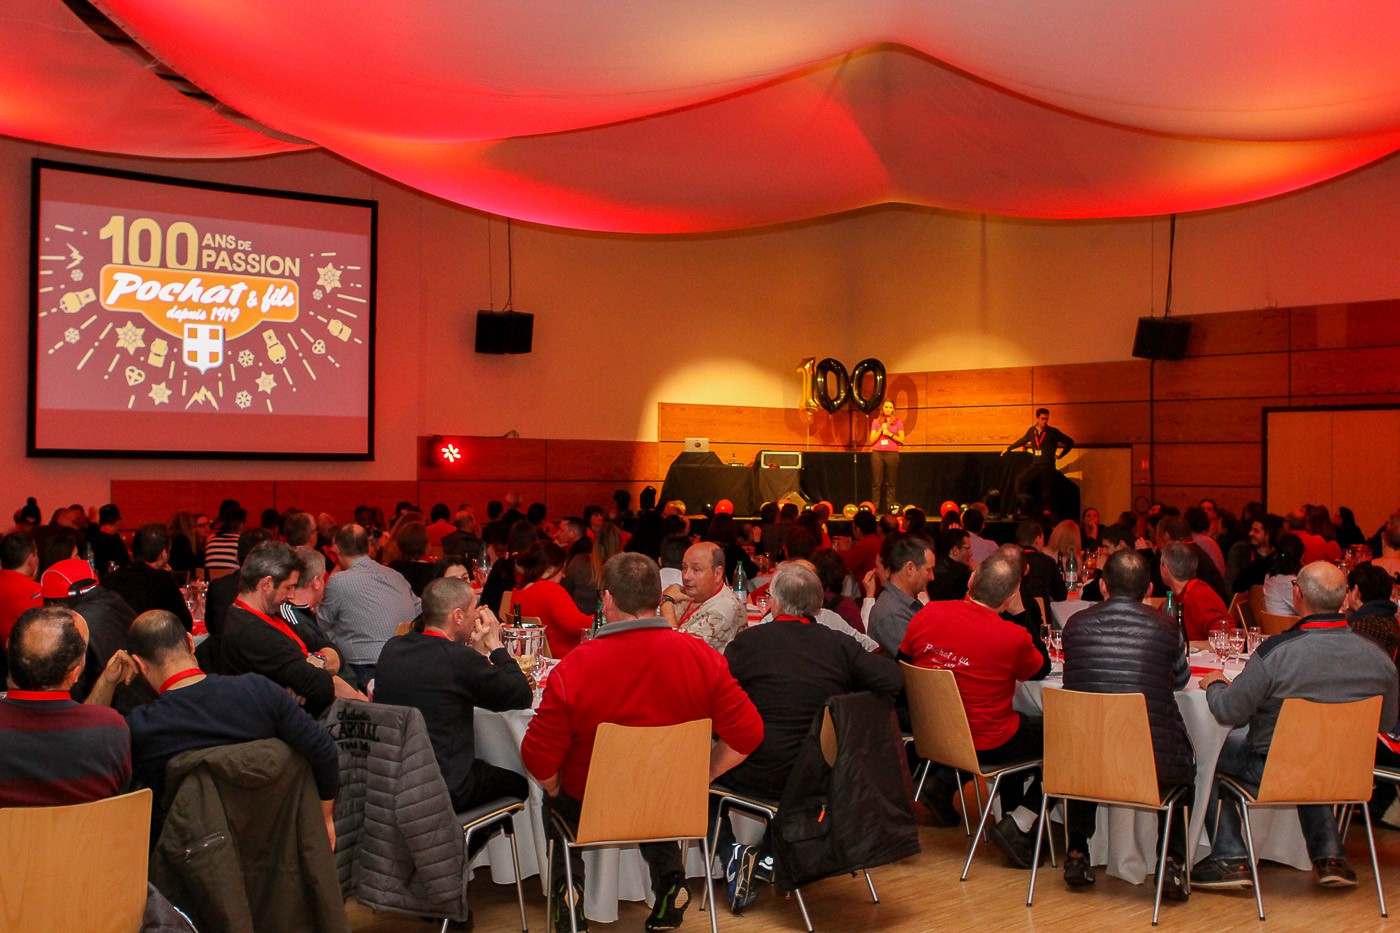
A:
0;531;42;652
1161;542;1229;641
521;552;763;933
899;549;1048;868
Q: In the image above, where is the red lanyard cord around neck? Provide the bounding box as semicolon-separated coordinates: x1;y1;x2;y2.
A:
235;599;308;656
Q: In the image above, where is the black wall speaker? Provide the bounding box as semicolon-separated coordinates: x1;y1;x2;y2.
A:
475;311;534;354
1131;316;1191;360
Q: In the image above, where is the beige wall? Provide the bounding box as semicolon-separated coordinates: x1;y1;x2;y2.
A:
3;132;1400;511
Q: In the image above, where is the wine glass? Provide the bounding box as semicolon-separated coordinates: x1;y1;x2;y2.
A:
1210;631;1231;663
1228;628;1246;659
1247;627;1264;654
1048;628;1063;666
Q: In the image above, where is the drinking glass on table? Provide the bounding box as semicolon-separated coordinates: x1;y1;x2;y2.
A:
1209;630;1231;663
1246;626;1264;654
1228;627;1246;659
1048;628;1063;665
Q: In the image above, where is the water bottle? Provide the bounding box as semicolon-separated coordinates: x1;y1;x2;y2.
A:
733;561;748;602
592;591;605;637
81;542;98;580
1064;551;1079;589
1163;589;1177;620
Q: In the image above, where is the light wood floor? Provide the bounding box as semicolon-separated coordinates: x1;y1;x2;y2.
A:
347;809;1400;933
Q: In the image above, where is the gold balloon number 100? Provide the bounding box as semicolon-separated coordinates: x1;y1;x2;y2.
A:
98;215;199;270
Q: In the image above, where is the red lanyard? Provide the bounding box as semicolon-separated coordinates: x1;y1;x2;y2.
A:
1032;429;1044;450
678;599;703;627
235;599;308;656
4;690;70;701
773;614;812;625
158;669;204;695
421;628;449;640
1299;618;1349;630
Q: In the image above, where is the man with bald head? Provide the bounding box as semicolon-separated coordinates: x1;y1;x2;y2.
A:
0;605;130;806
1195;561;1399;891
659;542;746;652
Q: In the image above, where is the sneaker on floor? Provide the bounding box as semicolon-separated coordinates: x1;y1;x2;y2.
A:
646;872;691;932
1315;857;1358;888
552;881;588;933
986;815;1039;870
753;852;775;884
1191;857;1253;890
1161;856;1189;901
1063;850;1095;886
724;843;758;914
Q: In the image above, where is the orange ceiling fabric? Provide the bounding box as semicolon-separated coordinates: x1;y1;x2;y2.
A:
10;1;1400;231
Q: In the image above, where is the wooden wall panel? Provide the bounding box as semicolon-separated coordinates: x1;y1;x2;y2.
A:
418;436;547;481
657;403;767;442
110;480;276;528
275;481;421;519
1154;443;1262;488
1032;360;1151;405
1150;486;1262;515
1050;401;1151;444
416;481;548;513
923;367;1032;407
1150;353;1289;400
1151;398;1285;443
885;372;926;411
544;440;658;482
1292;301;1400;351
921;406;1027;445
1290;347;1400;397
1181;307;1290;357
544;481;656;519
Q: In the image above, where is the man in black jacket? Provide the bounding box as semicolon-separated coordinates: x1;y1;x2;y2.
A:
720;563;903;913
1060;549;1193;897
1002;408;1075;517
100;524;193;631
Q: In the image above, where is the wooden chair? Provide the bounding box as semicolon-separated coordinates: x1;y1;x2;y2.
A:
456;797;529;933
545;719;718;933
706;706;879;932
499;588;514;622
901;663;1051;880
1027;690;1190;925
1216;696;1386;920
1255;610;1299;635
394;621;413;637
1246;584;1266;618
207;567;235;580
0;789;152;933
1143;597;1166;610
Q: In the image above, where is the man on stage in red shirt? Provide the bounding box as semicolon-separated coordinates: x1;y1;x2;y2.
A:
869;400;905;515
522;553;763;933
1160;543;1229;641
899;549;1048;868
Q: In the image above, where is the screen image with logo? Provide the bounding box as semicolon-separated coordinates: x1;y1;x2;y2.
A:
28;161;376;459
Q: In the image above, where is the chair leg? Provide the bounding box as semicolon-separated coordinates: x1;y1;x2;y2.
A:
863;870;878;904
793;887;814;932
1339;803;1355;842
508;828;528;933
703;800;727;915
544;838;554;931
913;760;930;802
1181;803;1191;898
696;836;719;933
1362;802;1388;918
1151;801;1175;926
956;770;972;837
560;840;581;933
1237;800;1264;921
961;772;1003;881
972;778;986;842
1026;793;1051;907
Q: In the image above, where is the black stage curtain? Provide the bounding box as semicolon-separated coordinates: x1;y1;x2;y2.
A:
799;451;1031;515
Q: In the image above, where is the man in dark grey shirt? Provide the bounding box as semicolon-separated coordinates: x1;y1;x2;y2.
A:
1194;561;1398;890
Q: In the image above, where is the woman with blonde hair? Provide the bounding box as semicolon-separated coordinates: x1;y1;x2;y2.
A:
1044;520;1083;569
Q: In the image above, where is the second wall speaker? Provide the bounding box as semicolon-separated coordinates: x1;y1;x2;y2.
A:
475;311;534;354
1131;316;1191;360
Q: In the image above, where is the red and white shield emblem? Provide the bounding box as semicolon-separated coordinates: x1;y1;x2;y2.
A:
183;324;225;374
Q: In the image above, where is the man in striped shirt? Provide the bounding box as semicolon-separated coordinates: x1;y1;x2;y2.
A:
0;606;130;807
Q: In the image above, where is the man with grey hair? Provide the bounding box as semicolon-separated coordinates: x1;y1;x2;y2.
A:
318;524;421;686
1160;541;1229;642
221;541;364;717
899;549;1050;868
718;563;902;911
659;542;745;652
278;547;346;681
1195;561;1399;890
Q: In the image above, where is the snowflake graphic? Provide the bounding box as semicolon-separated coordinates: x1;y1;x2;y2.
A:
234;390;252;409
63;327;80;344
238;349;255;368
316;263;342;291
70;268;83;282
114;321;145;354
313;288;324;300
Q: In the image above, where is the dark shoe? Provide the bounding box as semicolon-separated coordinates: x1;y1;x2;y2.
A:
753;852;775;884
1191;857;1253;890
1063;850;1095;886
552;881;588;932
1315;857;1358;888
724;843;758;914
921;788;963;827
1161;856;1189;901
986;815;1039;870
646;872;691;931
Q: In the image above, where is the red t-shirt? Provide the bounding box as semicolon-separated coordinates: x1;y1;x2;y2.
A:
520;623;764;799
514;579;594;659
0;569;41;647
900;598;1043;750
1180;579;1229;641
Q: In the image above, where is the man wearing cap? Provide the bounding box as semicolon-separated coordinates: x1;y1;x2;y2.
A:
0;605;131;806
41;557;144;709
221;541;364;718
88;503;130;577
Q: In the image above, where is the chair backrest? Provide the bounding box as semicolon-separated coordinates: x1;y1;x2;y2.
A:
900;662;982;775
499;589;514;621
0;789;152;933
1247;584;1266;616
575;719;712;845
1233;599;1257;630
207;567;235;580
1042;689;1161;807
1143;597;1165;610
1256;696;1383;803
1255;610;1298;636
394;621;413;637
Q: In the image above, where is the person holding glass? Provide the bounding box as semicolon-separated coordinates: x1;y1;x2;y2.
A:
869;400;905;514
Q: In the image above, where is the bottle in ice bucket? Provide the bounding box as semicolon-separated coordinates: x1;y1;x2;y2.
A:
733;561;748;601
592;590;605;637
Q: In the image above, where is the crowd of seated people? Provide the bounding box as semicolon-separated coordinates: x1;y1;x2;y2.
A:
3;487;1399;930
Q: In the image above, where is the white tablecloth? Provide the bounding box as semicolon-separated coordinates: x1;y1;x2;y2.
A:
471;708;707;924
1014;655;1310;883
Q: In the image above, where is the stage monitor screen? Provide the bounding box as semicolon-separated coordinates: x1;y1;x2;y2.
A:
28;161;376;459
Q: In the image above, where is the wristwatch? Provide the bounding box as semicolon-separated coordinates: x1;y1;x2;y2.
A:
660;595;677;605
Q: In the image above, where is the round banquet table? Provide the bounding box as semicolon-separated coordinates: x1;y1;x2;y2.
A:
470;707;708;923
1013;653;1311;884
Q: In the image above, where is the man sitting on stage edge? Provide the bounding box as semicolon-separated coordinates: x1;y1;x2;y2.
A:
659;542;746;652
522;553;763;933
